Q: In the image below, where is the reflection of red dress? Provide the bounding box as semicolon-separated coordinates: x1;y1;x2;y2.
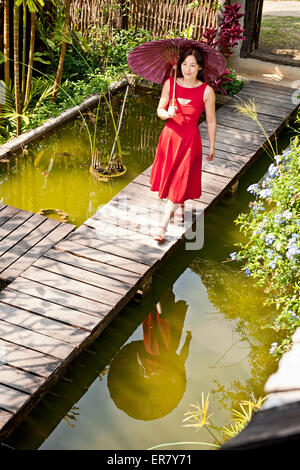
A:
150;76;207;203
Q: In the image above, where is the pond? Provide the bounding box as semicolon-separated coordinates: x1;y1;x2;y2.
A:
0;87;164;227
1;88;295;450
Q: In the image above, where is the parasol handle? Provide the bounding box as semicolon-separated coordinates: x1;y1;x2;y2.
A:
172;63;177;107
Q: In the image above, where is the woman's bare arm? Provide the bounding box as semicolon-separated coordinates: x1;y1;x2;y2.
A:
204;85;216;161
157;79;174;120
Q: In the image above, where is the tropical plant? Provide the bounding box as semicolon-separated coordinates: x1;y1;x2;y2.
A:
217;2;245;61
234;97;279;159
148;393;266;449
201;2;246;95
51;0;71;102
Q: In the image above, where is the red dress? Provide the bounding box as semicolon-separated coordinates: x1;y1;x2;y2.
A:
150;76;207;203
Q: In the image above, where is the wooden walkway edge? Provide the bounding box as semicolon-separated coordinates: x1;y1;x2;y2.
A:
0;80;298;443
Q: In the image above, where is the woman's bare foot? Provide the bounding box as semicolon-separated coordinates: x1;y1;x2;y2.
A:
153;225;167;242
175;203;185;223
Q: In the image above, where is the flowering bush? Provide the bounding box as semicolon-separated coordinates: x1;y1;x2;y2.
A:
229;137;300;358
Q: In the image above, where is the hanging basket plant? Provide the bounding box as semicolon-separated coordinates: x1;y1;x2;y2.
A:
89;79;133;182
90;149;127;181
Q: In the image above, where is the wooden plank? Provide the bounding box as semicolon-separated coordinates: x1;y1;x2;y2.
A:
134;172;231;198
0;203;6;211
0;218;61;274
0;210;34;243
243;84;296;101
127;179;216;205
213;115;275;134
0;338;61;377
0;221;76;282
0;213;46;257
111;183;202;218
202;158;244;178
84;213;177;248
0;409;13;429
21;265;124;307
54;239;152;275
69;226;163;266
34;251;137;292
0;318;74;360
241;82;295;98
216;106;283;125
93;202;187;239
200;127;266;149
247;80;295;95
0;206;20;228
236;91;296;109
0;288;99;333
0;301;88;345
225;100;292;119
112;186;208;212
108;196;205;228
201;137;258;156
208;123;274;144
205;121;269;141
201;142;254;163
134;171;231;191
8;276;109;318
0;363;44;394
0;383;31;413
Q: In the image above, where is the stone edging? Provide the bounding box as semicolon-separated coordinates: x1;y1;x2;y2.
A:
0;77;130;159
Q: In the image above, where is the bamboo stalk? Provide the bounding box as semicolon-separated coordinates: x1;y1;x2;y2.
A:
4;0;10;86
109;84;129;164
13;1;22;136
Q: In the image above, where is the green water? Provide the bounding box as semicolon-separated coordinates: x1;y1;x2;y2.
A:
2;89;294;450
0;88;163;227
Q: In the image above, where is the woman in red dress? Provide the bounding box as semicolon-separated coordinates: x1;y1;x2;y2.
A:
150;48;216;241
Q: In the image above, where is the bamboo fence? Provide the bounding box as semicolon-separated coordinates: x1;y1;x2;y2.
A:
70;0;219;40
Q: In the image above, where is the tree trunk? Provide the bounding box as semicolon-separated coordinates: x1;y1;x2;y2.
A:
21;3;27;108
13;1;22;136
51;0;71;102
24;11;36;110
3;0;10;86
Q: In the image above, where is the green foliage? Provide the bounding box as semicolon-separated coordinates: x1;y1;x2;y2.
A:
186;1;221;11
165;24;195;39
148;393;266;449
230;136;300;359
221;68;244;96
0;24;152;142
85;26;152;70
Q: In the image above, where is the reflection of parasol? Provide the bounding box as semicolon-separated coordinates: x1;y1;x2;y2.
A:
127;37;227;104
107;340;188;421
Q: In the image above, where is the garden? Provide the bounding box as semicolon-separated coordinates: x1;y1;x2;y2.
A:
0;0;299;452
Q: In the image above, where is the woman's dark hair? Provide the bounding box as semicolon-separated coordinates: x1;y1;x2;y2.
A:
177;48;205;81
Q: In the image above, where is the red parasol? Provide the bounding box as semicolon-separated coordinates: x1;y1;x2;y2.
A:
127;37;227;103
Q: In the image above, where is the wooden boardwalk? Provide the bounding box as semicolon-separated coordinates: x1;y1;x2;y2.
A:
0;80;298;443
0;204;76;283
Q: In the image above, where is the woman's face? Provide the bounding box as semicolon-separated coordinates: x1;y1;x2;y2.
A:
181;54;201;81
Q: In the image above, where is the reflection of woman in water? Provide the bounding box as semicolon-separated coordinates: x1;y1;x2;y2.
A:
107;290;191;421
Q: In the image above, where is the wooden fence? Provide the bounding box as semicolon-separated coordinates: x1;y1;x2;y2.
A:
70;0;219;40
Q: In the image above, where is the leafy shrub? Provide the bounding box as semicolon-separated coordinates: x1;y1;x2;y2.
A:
230;136;300;358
